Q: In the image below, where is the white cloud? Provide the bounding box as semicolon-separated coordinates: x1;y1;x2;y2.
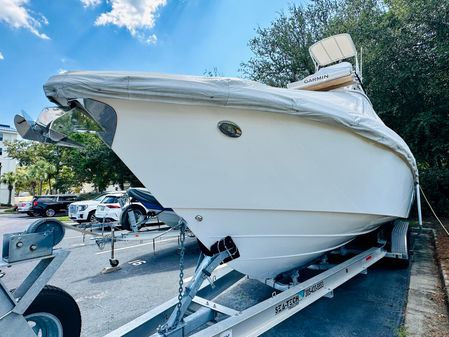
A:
0;0;49;39
94;0;166;44
0;51;4;60
144;33;157;45
81;0;102;8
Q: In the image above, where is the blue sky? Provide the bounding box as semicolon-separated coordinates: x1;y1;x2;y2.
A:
0;0;302;125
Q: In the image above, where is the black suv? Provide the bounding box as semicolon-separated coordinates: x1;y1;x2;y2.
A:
30;195;80;217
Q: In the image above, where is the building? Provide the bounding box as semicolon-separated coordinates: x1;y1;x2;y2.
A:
0;124;18;204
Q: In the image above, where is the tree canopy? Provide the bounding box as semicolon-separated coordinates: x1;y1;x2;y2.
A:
241;0;449;214
5;134;143;194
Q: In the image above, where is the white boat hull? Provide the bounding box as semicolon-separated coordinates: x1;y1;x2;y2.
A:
97;98;414;279
177;209;394;278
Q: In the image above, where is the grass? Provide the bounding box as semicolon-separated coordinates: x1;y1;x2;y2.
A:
396;326;408;337
1;208;16;214
0;210;72;222
55;215;70;222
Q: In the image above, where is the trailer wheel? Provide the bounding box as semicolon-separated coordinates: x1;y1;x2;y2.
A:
24;285;81;337
120;204;146;231
26;219;65;246
109;258;119;267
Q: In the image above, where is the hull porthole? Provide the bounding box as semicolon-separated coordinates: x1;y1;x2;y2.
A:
218;121;242;138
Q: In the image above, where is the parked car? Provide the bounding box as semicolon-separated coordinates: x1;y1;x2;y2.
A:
68;193;121;223
121;188;182;230
30;194;80;217
19;194;57;215
17;200;33;214
94;193;126;222
94;189;182;229
14;192;33;207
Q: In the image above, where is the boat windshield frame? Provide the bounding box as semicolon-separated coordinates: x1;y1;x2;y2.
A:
34;98;118;148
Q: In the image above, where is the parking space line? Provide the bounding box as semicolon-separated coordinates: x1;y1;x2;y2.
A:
65;235;85;239
71;243;88;247
95;237;178;255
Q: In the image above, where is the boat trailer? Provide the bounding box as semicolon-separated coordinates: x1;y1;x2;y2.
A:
0;219;410;337
104;219;411;337
62;217;190;269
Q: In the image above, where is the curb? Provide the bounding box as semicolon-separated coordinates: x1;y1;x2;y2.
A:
405;227;449;336
434;229;449;306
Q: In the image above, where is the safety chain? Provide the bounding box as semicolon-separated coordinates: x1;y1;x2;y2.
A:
157;221;186;335
174;221;186;327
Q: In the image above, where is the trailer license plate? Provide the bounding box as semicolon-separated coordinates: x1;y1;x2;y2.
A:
274;294;300;315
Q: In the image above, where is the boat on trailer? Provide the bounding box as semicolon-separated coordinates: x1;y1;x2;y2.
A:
15;34;418;282
8;33;423;337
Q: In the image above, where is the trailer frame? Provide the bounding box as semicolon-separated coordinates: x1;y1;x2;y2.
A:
0;218;410;337
104;219;410;337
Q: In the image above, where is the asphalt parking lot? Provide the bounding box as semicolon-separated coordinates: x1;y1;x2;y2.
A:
0;213;410;337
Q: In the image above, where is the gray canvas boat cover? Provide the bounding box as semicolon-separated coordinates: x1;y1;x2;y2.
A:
44;71;418;181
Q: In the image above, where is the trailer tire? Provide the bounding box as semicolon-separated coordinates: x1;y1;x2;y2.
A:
109;258;119;267
24;285;81;337
120;204;146;231
87;210;96;223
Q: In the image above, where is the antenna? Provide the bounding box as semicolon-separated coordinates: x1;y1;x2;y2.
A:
359;47;363;82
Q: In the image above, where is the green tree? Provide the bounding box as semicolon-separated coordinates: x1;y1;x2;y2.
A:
5;136;142;194
4;140;56;167
240;5;314;87
240;1;386;86
5;140;64;193
0;172;16;206
14;166;33;195
64;133;119;191
28;161;55;195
